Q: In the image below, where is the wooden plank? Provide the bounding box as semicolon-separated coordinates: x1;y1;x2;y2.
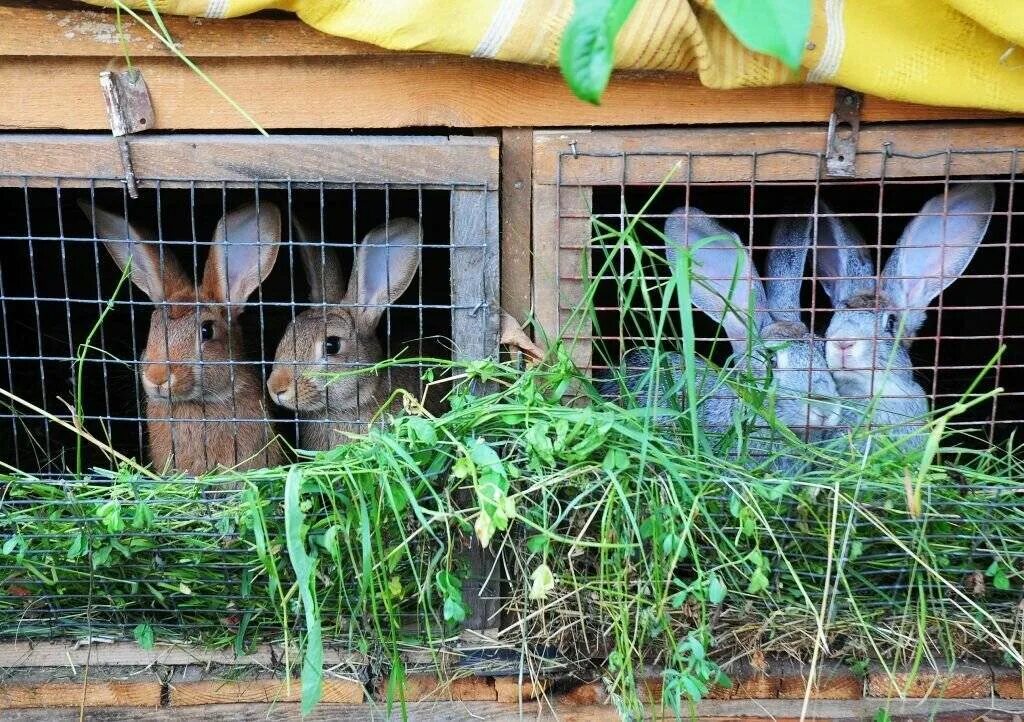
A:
0;55;1008;132
533;124;1024;185
169;679;363;706
0;680;162;709
0;4;386;58
0;135;499;187
450;186;502;632
450;187;501;362
499;128;533;323
867;664;992;699
532;170;593;368
374;674;497;702
993;666;1024;699
0;641;364;669
6;698;1024;721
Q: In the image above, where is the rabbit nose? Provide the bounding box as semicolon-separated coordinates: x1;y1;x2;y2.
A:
834;339;856;352
143;371;176;397
267;371;294;401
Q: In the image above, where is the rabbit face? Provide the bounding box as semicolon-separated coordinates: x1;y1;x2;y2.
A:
140;299;243;403
268;218;422;422
82;199;281;403
823;294;912;395
267;310;382;414
813;184;994;435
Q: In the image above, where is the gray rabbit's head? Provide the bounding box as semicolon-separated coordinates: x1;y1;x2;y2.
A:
659;208;839;437
813;183;994;431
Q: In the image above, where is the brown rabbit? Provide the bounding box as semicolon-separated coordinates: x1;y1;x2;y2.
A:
267;218;425;451
81;200;283;476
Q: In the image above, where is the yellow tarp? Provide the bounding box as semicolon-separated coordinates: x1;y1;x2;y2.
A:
82;0;1024;112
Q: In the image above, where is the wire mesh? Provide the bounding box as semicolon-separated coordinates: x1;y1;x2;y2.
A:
0;163;498;641
555;146;1023;445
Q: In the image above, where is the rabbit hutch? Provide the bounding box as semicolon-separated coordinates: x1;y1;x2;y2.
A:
1;1;1023;720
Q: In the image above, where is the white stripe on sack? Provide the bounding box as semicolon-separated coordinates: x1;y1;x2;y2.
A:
472;0;527;58
808;0;845;83
205;0;230;19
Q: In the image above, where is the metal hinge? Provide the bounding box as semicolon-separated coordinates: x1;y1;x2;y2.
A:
823;87;862;178
99;69;155;199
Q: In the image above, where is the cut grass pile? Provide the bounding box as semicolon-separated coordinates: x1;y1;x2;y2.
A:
1;203;1022;717
2;352;1023;716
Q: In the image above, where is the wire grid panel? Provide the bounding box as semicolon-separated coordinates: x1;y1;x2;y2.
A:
533;126;1024;443
0;135;500;478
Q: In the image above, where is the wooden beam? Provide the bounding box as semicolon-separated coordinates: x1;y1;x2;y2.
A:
0;55;1008;132
499;129;533;322
168;679;364;706
0;641;364;669
533;124;1024;185
0;134;499;187
5;698;1024;721
0;3;385;58
0;680;163;709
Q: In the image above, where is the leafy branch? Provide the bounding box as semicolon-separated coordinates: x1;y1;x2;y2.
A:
559;0;812;104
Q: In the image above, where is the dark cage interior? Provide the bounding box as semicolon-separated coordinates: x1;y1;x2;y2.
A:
0;185;456;475
589;175;1022;443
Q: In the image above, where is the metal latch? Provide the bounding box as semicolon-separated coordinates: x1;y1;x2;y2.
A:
823;88;862;178
99;69;155;199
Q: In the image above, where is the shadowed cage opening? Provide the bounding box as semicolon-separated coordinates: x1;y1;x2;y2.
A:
0;184;459;474
547;141;1022;445
0;135;500;640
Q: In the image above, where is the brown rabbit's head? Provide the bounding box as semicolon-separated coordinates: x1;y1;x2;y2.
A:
268;218;421;416
82;201;281;404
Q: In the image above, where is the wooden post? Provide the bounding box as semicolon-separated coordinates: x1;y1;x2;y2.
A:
532;131;594;373
499;128;533;325
450;184;502;632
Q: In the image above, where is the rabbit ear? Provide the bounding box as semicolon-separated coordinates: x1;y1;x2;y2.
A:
665;207;770;353
813;201;877;305
881;183;994;335
344;218;421;333
764;216;812;324
203;203;281;315
294;218;345;305
80;199;187;303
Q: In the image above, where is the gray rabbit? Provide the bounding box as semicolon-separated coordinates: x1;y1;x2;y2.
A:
811;183;995;448
606;207;840;456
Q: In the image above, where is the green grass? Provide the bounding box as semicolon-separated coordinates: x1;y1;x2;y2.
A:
2;202;1023;717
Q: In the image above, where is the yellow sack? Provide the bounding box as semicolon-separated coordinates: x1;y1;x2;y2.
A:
81;0;1024;112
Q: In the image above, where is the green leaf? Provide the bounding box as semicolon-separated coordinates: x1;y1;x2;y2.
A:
443;597;467;623
526;534;549;555
284;467;323;715
994;570;1012;591
714;0;812;70
680;674;705;702
746;567;770;595
707;574;727;605
133;623;154;650
131;502;153;530
529;563;555;601
559;0;638;104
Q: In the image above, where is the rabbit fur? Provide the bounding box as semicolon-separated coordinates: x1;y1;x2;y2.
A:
81;200;283;476
812;183;995;447
267;217;426;451
606;207;840;452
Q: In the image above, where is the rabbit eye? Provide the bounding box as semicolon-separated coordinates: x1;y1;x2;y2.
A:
324;336;341;356
884;314;897;336
200;320;215;342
